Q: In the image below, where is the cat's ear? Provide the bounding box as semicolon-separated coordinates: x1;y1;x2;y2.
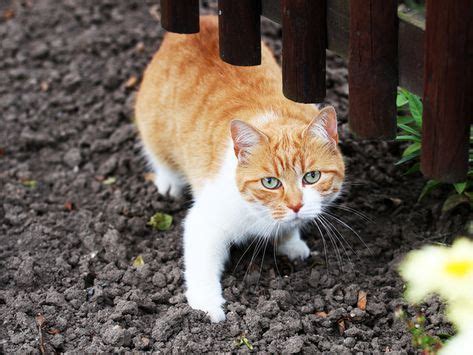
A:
230;120;268;162
305;106;339;144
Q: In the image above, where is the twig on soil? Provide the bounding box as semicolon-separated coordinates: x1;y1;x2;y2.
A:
35;313;46;355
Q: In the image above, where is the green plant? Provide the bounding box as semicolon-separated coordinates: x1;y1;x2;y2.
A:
396;88;472;211
395;308;443;354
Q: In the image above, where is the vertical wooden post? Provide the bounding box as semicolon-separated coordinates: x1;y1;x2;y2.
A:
160;0;199;34
281;0;327;103
218;0;262;66
421;0;472;183
348;0;398;139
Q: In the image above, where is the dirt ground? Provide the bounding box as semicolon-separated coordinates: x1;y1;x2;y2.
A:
1;0;471;353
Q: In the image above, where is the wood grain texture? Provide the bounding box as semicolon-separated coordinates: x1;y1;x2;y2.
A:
262;0;424;97
421;0;472;182
160;0;199;34
282;0;327;103
218;0;261;66
348;0;398;139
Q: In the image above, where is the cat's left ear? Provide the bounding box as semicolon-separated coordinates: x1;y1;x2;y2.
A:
230;120;268;163
305;106;339;144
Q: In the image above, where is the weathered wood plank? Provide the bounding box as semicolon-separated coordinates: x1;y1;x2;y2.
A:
421;0;472;182
218;0;262;66
262;0;425;97
348;0;398;139
160;0;199;34
281;0;326;103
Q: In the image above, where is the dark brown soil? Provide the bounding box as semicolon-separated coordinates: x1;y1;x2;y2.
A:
0;0;470;353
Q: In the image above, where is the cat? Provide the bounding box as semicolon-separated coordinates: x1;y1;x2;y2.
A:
135;16;345;322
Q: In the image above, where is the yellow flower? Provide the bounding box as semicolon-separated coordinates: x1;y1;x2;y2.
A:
440;328;473;355
399;238;473;303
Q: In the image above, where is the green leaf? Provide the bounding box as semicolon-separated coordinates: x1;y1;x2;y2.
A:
407;93;423;127
396;91;409;107
21;179;37;188
132;255;144;267
403;162;420;175
237;337;253;351
453;182;467;194
397;116;415;125
147;212;173;231
442;194;470;213
402;142;421;158
418;180;442;201
395;152;419;166
103;176;117;185
398;124;421;137
396;135;421;143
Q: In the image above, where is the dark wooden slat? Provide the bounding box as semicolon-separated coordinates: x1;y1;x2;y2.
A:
348;0;398;139
282;0;326;103
218;0;261;66
421;0;472;183
160;0;199;34
262;0;425;98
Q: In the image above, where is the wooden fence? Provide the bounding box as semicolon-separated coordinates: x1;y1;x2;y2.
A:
159;0;472;183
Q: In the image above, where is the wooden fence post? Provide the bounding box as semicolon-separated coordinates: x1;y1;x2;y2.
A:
421;0;472;183
160;0;199;34
348;0;398;139
218;0;262;66
281;0;327;103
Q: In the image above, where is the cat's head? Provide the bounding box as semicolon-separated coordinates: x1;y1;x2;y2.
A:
230;106;345;227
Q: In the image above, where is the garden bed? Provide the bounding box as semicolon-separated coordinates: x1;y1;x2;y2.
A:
0;0;470;352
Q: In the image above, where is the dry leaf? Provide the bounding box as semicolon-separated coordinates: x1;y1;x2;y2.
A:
35;313;46;327
337;319;346;335
149;5;159;21
315;311;328;318
48;328;61;335
2;9;15;20
40;81;49;92
357;290;367;310
124;75;138;89
135;42;145;53
144;172;155;182
64;201;73;211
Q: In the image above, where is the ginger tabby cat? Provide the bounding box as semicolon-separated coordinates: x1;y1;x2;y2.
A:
135;16;345;322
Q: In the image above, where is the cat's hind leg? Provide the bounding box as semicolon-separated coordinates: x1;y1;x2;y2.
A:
277;229;311;261
143;147;186;199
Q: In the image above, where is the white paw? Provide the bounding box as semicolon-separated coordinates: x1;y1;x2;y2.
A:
186;290;226;323
278;238;311;261
154;175;182;199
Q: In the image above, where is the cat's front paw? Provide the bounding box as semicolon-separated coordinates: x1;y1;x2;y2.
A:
278;238;311;261
186;290;226;323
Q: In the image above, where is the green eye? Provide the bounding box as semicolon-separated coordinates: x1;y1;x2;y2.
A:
261;177;281;189
303;170;321;184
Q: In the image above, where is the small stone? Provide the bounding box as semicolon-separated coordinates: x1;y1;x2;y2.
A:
313;296;325;311
343;337;356;348
283;335;304;353
102;324;131;346
63;148;82;168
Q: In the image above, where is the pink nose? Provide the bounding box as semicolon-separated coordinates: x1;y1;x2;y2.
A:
288;203;303;213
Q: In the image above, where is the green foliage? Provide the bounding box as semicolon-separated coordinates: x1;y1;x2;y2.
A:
396;308;443;354
21;179;38;188
396;88;472;210
236;336;254;351
147;212;173;231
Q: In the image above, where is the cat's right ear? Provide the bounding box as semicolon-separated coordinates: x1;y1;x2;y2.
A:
230;120;268;163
